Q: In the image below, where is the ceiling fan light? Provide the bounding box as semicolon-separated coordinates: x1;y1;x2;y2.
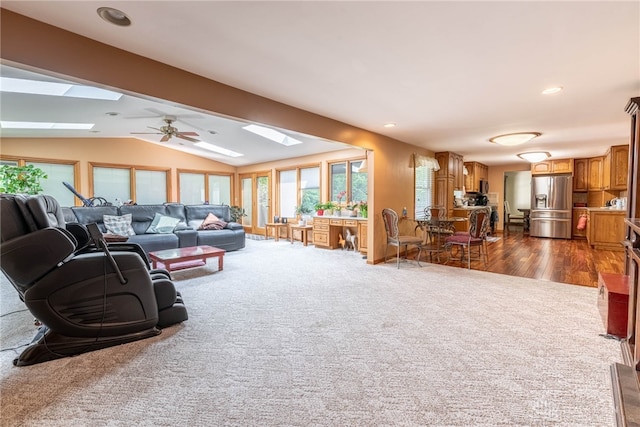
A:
489;132;541;146
517;151;551;163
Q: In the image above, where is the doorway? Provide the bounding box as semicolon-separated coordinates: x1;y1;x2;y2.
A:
503;170;531;228
239;171;271;236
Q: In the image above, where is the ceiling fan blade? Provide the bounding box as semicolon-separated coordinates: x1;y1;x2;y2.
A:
178;134;200;143
131;132;163;135
160;135;171;142
177;131;199;136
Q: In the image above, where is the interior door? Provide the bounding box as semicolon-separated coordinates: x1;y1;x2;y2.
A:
239;172;271;236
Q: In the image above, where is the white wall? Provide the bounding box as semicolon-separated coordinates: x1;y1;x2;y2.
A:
504;171;531;212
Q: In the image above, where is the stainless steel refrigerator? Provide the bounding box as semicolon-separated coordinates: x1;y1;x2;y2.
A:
529;174;572;239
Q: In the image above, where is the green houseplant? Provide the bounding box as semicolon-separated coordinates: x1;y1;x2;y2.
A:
229;205;247;223
0;164;48;194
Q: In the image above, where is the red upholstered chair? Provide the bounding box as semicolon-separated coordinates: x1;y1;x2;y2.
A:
382;208;424;268
445;207;491;269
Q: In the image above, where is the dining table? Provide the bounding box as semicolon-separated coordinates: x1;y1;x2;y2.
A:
412;216;467;262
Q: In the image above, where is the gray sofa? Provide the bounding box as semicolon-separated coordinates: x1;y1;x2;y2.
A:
66;204;245;253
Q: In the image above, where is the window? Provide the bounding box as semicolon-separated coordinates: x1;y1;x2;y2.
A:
27;161;76;206
278;169;297;217
300;166;320;214
91;163;170;204
135;170;167;204
208;175;232;205
277;166;320;217
329;159;367;205
178;170;232;205
1;156;78;206
94;166;130;203
415;164;434;218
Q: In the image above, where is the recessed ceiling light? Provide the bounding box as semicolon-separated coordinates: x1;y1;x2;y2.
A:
489;132;541;146
383;123;396;128
105;112;119;116
517;151;551;163
97;7;131;26
542;86;563;95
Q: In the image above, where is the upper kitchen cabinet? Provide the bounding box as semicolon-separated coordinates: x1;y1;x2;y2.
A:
588;156;604;191
435;151;464;214
435;151;464;190
573;159;588;192
531;158;574;175
603;145;629;191
464;161;489;192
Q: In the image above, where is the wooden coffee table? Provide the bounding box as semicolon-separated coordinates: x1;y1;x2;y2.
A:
148;245;225;273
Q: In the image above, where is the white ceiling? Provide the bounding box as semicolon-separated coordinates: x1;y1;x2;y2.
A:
1;1;639;167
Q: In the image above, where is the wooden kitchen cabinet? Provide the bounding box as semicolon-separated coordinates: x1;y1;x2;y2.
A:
603;144;629;190
588;156;604;190
463;161;489;192
572;208;588;239
586;209;625;251
573;159;588;192
531;158;574;175
435;151;464;215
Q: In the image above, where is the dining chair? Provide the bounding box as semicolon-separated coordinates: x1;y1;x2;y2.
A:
382;208;424;268
504;200;524;231
444;206;491;269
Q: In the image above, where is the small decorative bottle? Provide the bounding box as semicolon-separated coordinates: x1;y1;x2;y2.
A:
402;207;407;218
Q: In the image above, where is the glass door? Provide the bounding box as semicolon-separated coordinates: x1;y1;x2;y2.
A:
239;171;271;236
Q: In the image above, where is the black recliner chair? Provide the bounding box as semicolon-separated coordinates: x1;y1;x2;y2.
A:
0;194;188;366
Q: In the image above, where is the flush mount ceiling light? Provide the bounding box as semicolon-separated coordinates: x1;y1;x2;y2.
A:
542;86;563;95
97;7;131;26
383;123;396;128
489;132;541;146
517;151;551;163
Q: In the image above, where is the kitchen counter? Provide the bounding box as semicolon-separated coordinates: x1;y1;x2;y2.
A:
585;207;627;212
453;205;488;210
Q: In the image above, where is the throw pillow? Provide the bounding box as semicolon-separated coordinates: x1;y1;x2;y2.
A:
198;212;228;230
146;213;181;234
103;214;136;237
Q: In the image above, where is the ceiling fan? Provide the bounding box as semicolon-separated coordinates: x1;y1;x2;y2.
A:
131;115;199;143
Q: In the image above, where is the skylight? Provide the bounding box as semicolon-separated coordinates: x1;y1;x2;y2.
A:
242;124;302;146
194;141;244;157
0;77;122;100
1;121;94;130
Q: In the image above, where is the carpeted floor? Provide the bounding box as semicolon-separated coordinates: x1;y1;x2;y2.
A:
0;239;620;426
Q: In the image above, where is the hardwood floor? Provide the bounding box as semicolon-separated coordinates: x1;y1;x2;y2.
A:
418;229;625;287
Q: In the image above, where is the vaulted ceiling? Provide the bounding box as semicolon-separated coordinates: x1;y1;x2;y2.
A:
1;1;638;166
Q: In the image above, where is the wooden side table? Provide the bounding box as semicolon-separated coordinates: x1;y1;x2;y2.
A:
265;222;288;241
597;272;629;338
289;224;313;246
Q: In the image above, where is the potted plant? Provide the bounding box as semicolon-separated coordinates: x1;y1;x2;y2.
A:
0;164;48;194
314;201;325;216
323;201;337;216
229;205;247;223
295;205;312;224
357;201;368;218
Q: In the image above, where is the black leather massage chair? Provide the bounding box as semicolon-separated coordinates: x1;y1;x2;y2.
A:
0;194;188;366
